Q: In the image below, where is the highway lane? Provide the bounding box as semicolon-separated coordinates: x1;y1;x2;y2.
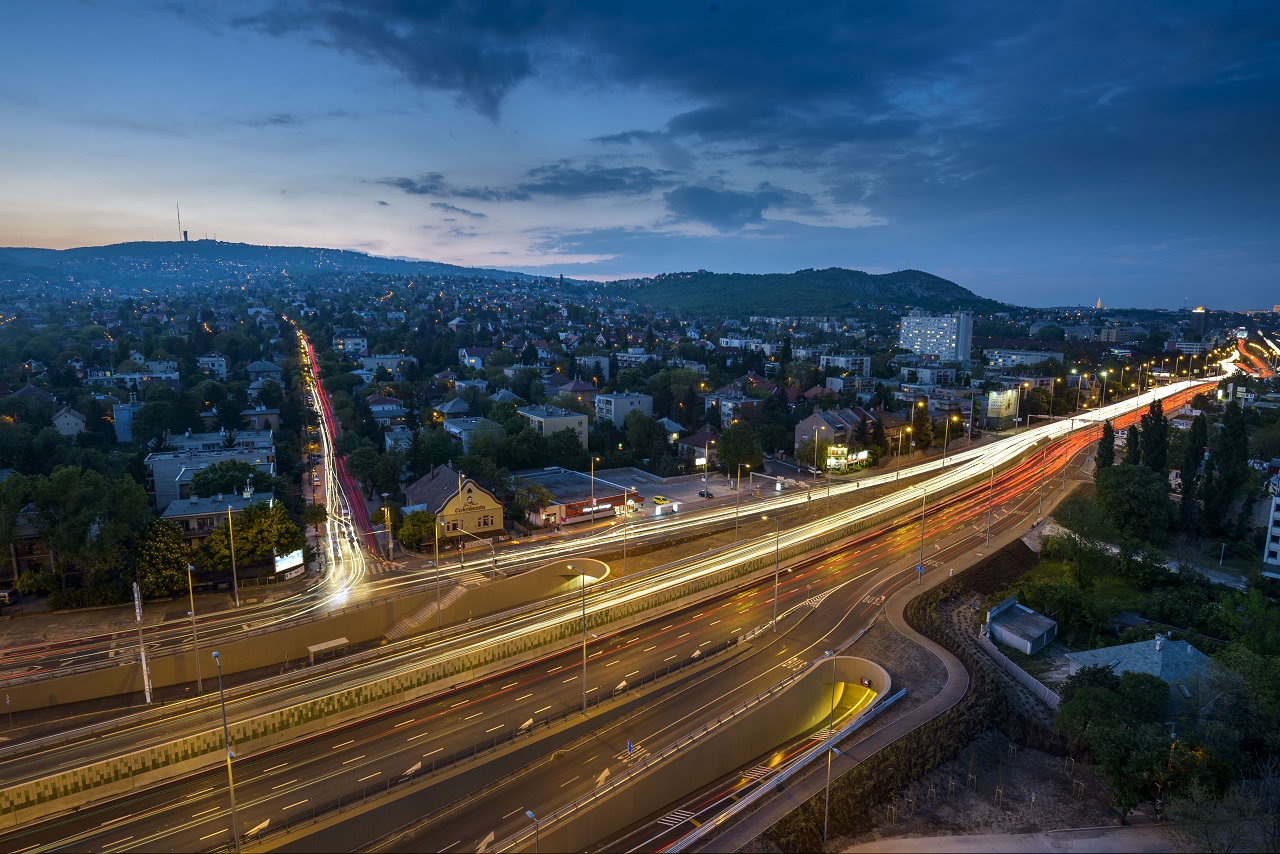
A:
386;426;1087;853
0;383;1199;784
0;375;1202;689
1;426;1081;852
0;386;1203;850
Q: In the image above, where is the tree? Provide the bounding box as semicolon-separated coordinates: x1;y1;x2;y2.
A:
1094;464;1174;543
1088;721;1175;820
301;502;328;535
199;502;304;573
189;459;273;497
134;519;190;597
1096;420;1115;470
909;404;933;451
508;482;555;525
397;510;436;551
623;410;664;455
1123;423;1142;465
717;420;764;473
870;418;887;453
795;436;829;470
1139;399;1170;474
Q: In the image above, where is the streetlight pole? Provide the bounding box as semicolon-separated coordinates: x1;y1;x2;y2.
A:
227;505;240;608
1100;370;1109;408
822;650;837;843
896;427;910;480
211;651;240;854
525;810;540;854
590;455;599;519
433;520;441;631
942;415;958;464
734;463;749;541
187;564;202;694
382;493;392;561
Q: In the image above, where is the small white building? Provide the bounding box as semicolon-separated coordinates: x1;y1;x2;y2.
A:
595;392;654;427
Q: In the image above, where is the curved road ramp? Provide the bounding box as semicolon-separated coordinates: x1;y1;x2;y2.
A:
488;655;890;853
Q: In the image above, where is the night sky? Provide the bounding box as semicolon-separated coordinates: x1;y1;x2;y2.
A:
2;2;1277;308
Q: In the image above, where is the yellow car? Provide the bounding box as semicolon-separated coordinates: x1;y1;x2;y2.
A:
651;495;670;505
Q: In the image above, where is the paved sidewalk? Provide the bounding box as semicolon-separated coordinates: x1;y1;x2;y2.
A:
700;472;1087;852
842;824;1176;853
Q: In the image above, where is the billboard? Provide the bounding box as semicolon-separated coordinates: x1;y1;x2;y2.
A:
274;549;305;573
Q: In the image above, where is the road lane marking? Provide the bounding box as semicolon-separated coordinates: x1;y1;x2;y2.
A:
331;740;354;749
699;641;713;646
464;712;483;721
393;718;415;728
659;625;673;631
341;755;364;765
562;676;577;683
261;763;288;774
535;705;552;713
486;724;503;733
547;666;562;673
192;807;218;818
500;682;518;689
626;671;639;677
502;807;522;819
358;772;381;782
709;620;720;625
407;731;431;742
272;778;299;789
677;632;690;639
664;655;676;661
450;699;468;708
282;799;308;810
605;660;619;667
642;646;656;652
424;747;443;757
561;775;579;787
440;841;461;852
100;813;133;826
199;831;226;841
514;693;533;701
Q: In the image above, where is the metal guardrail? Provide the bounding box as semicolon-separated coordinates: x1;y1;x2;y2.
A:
668;687;907;853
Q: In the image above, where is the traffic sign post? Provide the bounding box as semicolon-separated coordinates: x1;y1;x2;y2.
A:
133;582;153;705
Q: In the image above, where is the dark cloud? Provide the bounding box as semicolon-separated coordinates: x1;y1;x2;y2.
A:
378;172;528;202
242;112;301;128
430;201;486;219
376;200;389;206
663;184;807;231
517;163;674;197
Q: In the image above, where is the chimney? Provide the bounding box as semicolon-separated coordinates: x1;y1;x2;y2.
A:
1154;633;1164;652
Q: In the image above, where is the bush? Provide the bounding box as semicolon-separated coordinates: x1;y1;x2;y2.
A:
48;582;130;610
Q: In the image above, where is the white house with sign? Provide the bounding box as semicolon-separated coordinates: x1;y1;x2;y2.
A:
402;464;504;545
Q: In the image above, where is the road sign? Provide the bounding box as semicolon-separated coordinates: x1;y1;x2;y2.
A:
627;740;634;756
132;582;142;622
916;564;923;574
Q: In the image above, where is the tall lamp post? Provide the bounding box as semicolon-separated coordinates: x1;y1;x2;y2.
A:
186;564;202;694
525;810;540;854
1099;370;1109;408
381;493;392;561
211;651;240;854
433;519;442;631
942;414;959;464
702;441;715;498
589;455;600;520
895;426;911;480
734;462;750;540
822;649;837;843
763;514;782;632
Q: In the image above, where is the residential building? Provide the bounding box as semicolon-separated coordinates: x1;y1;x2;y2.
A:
820;354;872;376
384;426;414;453
677;428;720;468
518;404;588;448
197;352;229;379
442;417;504;452
161;491;273;549
402;464;503;543
332;330;368;353
458;346;496;369
361;354;420;380
556;379;598;408
112;398;145;443
576;355;611;382
985;349;1065;370
1063;634;1212;707
898;310;973;362
615;348;660;368
1264;495;1280;568
365;394;408;428
52;406;87;438
595;392;653;427
245;360;283;383
144;446;276;511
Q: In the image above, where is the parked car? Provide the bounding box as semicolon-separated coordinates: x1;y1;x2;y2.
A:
698;489;715;498
651;495;670;505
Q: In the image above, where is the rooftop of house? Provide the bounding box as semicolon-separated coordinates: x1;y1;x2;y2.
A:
1064;636;1211;687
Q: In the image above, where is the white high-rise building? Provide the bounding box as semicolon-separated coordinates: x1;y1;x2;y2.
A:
898;310;973;362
